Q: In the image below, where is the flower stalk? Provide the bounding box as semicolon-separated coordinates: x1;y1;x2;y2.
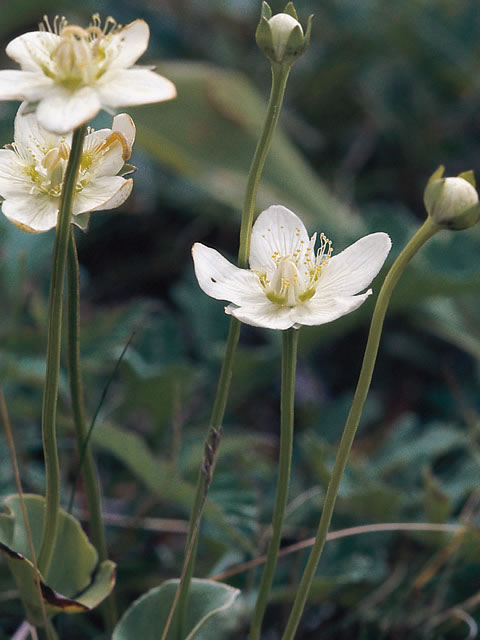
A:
37;123;87;577
281;216;441;640
66;228;117;628
173;44;292;640
238;63;290;268
249;327;298;639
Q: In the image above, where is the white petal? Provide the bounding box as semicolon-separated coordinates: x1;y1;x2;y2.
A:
249;205;310;272
112;113;136;157
0;149;32;198
6;31;59;71
227;301;297;330
317;233;391;297
192;243;265;307
14;104;65;153
292;292;371;327
107;20;150;69
82;129;125;176
97;68;177;108
0;70;54;101
2;195;59;232
73;177;132;214
36;87;101;134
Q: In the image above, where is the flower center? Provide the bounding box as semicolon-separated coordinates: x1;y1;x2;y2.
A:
14;126;129;198
258;232;333;307
52;26;96;87
41;15;119;88
265;257;304;306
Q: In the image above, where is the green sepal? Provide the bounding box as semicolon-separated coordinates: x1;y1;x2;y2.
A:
0;494;116;626
304;14;314;49
73;211;91;232
255;17;274;59
283;2;298;19
260;1;272;20
427;164;445;185
443;203;480;231
457;169;476;187
286;24;305;57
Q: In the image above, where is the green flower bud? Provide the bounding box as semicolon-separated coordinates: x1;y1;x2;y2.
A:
256;2;313;67
424;166;480;231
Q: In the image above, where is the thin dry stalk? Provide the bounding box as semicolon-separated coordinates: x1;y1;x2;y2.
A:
211;521;465;582
0;387;51;637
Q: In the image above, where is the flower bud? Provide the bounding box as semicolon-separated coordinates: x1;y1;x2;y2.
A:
424;166;480;231
256;2;312;67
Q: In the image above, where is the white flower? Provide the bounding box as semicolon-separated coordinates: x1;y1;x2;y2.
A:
192;206;391;330
0;104;136;233
0;15;176;134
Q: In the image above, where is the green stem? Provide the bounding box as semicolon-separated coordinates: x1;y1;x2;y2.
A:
281;218;440;640
174;63;292;638
249;327;298;640
37;619;59;640
238;63;290;268
174;318;240;638
37;124;87;577
66;228;117;628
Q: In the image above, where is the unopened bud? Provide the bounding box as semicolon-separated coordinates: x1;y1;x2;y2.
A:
424;166;480;231
256;2;312;67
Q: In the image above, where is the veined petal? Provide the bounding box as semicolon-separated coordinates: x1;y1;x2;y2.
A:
249;205;310;272
112;113;136;158
107;20;150;69
82;129;125;177
0;70;54;101
0;148;33;198
2;194;59;232
6;31;59;71
317;232;391;297
226;301;297;330
73;176;132;214
192;243;265;307
14;104;65;153
97;68;177;108
293;291;371;327
36;87;101;134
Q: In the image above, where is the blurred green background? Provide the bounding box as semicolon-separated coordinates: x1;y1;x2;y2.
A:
1;0;480;638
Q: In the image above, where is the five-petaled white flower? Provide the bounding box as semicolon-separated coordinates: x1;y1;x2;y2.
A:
0;15;176;134
0;104;136;233
192;206;391;330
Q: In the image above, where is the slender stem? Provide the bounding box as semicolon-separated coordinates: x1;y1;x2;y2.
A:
173;63;292;638
174;318;240;638
36;620;58;640
66;228;117;628
37;124;87;577
281;218;441;640
249;328;298;639
238;64;290;269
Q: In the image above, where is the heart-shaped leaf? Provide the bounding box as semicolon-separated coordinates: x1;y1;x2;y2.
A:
113;578;241;640
0;494;115;626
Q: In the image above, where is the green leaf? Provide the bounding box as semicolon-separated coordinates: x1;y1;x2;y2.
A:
423;467;452;523
0;494;115;625
92;422;254;553
112;578;240;640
